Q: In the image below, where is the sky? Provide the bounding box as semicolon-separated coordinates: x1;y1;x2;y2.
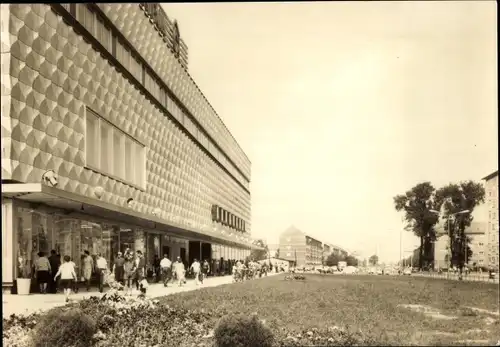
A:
162;1;497;263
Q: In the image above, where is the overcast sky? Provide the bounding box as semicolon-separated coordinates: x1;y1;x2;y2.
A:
162;1;497;262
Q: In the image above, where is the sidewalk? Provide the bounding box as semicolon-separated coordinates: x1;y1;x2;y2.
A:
2;273;278;318
411;272;499;284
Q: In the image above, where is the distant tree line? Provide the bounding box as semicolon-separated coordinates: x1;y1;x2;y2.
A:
325;252;358;267
394;181;485;273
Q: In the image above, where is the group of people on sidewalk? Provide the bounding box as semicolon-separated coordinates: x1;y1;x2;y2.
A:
33;250;109;302
153;254;211;287
33;249;272;302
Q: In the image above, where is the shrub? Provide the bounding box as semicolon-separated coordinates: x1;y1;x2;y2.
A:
214;314;274;347
31;308;97;347
284;274;306;281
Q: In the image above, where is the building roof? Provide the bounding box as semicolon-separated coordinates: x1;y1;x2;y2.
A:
482;170;498;181
280;226;348;253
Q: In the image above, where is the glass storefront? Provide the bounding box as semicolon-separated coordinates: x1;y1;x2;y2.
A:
13;206;248;281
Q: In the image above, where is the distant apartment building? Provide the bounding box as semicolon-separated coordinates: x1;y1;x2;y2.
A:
483;171;499;269
323;243;332;263
278;226;324;267
433;221;488;268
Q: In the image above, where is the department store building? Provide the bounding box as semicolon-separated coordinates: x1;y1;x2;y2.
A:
1;3;258;289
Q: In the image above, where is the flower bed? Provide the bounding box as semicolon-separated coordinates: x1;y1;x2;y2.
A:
2;287;381;347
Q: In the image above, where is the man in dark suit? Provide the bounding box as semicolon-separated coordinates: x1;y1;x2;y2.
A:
48;250;61;293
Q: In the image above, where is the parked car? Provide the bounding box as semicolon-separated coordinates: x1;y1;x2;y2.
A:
403;267;412;276
376;268;383;275
368;267;376;275
344;266;358;274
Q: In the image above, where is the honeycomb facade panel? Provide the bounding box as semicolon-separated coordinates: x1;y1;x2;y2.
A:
97;3;250;181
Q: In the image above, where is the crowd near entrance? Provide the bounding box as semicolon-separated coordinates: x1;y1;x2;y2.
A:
10;205;251;293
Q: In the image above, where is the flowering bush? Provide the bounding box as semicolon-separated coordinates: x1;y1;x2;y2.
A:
214;314;274;347
31;308;97;347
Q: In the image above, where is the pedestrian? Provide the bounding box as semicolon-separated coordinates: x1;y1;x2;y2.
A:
113;251;125;286
82;250;94;291
153;254;161;283
201;259;210;284
68;256;79;293
54;255;77;303
48;250;61;293
123;250;136;296
173;257;186;287
96;253;108;293
135;250;146;291
160;254;172;287
190;259;201;285
35;252;51;294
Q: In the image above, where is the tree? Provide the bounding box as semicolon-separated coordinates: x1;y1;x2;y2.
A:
435;181;485;273
394;182;441;270
345;255;359;267
249;239;269;261
369;254;379;266
325;252;343;266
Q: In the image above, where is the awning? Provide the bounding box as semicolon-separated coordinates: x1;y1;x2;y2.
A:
2;183;261;250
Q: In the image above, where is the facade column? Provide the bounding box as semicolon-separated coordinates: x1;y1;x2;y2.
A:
2;198;15;288
134;229;146;253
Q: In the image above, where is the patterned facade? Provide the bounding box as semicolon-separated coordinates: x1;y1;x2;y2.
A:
1;4;255;287
483;171;499;269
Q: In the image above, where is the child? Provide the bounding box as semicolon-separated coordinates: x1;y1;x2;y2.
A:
139;277;149;295
54;255;77;303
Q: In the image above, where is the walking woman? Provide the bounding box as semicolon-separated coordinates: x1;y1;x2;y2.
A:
113;251;125;286
173;257;186;287
54;255;77;302
35;251;51;294
123;249;136;296
82;250;94;291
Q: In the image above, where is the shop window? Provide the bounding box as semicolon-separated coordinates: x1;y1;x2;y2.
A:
16;208;34;278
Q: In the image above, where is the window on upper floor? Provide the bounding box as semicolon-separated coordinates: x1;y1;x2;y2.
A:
85;108;146;189
114;38;142;83
76;4;112;52
144;70;161;101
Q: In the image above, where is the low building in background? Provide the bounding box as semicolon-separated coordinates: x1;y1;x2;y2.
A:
433;221;488;269
278;226;348;267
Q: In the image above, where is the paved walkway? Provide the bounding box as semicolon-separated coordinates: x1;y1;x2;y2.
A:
2;273;279;318
411;272;499;284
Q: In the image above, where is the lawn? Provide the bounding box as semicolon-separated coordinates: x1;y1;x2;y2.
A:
159;274;500;345
3;274;499;346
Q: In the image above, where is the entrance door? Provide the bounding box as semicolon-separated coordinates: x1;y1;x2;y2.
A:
201;243;212;261
162;246;170;259
180;247;187;266
188;241;201;265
